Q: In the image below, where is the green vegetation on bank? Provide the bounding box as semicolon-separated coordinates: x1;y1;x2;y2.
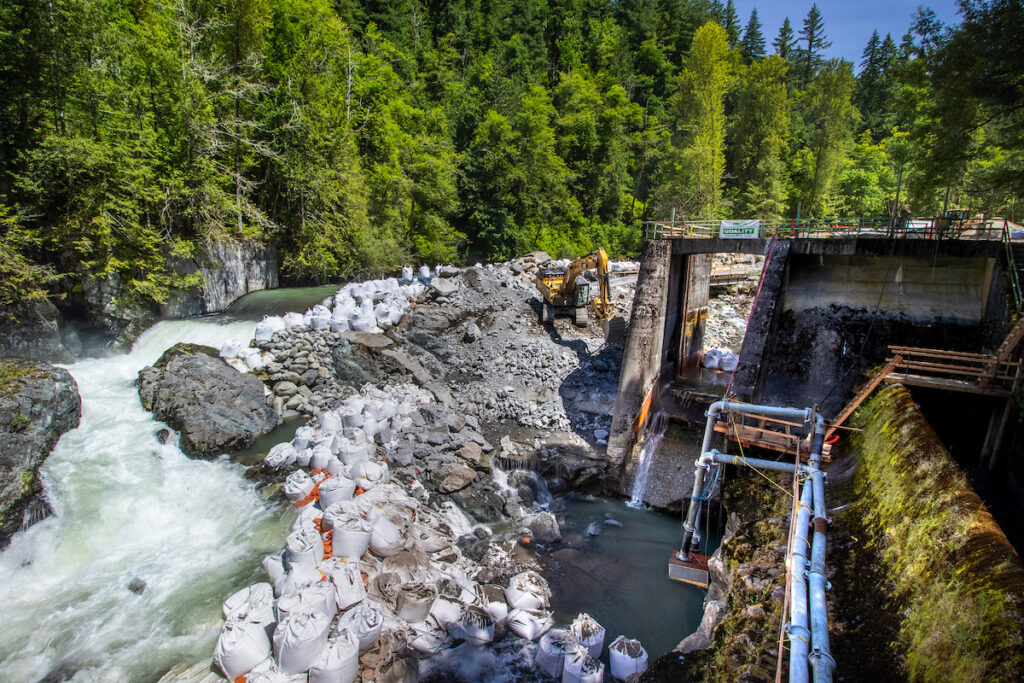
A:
851;385;1024;681
1;1;1022;311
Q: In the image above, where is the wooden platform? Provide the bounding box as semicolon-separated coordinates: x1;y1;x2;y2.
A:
668;551;711;588
714;414;832;462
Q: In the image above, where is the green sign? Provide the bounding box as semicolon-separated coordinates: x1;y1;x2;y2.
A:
720;219;760;239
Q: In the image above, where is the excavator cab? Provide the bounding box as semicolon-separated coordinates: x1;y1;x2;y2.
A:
535;249;613;327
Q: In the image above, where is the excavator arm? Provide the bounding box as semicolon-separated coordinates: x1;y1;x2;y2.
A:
536;247;615;324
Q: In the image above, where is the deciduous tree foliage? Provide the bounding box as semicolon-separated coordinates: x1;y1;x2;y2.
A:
0;0;1020;310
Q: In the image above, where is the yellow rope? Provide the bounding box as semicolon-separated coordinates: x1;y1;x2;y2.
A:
729;413;794;498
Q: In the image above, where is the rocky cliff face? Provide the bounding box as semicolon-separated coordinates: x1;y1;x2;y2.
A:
0;359;81;548
162;238;279;318
0;300;77;363
138;343;280;457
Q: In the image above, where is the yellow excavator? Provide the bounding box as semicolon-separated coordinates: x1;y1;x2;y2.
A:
535;248;614;326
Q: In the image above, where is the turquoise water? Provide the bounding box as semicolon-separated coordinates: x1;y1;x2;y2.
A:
545;496;711;660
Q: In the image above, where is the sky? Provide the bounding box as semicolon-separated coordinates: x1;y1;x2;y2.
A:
731;0;963;66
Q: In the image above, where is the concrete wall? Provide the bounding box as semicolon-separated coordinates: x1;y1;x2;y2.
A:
732;241;790;401
608;240;672;466
678;254;712;371
784;254;994;322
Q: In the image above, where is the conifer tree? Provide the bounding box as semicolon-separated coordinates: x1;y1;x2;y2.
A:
722;0;741;48
798;3;832;87
741;9;766;62
773;17;796;61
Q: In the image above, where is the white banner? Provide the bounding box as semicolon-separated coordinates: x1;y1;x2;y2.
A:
719;219;760;239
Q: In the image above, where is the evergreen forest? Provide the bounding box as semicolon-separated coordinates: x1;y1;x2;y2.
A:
2;0;1022;311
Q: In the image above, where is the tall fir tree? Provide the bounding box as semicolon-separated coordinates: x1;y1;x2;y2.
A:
798;3;832;87
773;17;796;61
722;0;741;48
741;9;766;62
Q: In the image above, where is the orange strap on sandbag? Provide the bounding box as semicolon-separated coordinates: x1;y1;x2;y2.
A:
295;473;334;508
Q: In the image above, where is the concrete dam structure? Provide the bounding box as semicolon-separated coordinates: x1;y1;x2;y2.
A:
609;232;1017;487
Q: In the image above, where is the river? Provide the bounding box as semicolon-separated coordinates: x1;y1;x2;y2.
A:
0;285;710;682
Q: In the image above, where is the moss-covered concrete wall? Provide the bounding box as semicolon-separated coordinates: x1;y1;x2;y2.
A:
851;384;1024;681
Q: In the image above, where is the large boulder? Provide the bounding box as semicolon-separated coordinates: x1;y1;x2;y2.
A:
0;300;75;363
0;359;81;548
138;343;279;457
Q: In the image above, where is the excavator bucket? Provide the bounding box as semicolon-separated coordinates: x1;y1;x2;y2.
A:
604;316;627;345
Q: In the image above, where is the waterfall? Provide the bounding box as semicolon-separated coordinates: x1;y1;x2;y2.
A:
627;412;668;509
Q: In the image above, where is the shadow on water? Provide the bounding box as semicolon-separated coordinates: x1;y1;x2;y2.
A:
539;497;711;661
219;284;341;320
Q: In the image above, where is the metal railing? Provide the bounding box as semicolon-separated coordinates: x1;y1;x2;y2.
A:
642;216;1009;241
1002;220;1022;312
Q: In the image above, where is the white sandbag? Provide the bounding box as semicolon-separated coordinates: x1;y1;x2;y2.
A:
327;561;367;610
294;447;313;469
245;657;306;683
570;613;606;659
563;648;606;683
321;500;360;531
319;475;357;509
308;444;332;472
476;584;509;625
428;593;463;629
332;437;369;467
332;516;373;560
350;314;378;333
310;314;330;331
401;266;414;282
418;265;431;281
265;442;298;469
454;605;494;646
319;410;343;434
359;298;375;315
284;470;315;502
701;348;721;370
336;600;385;652
609;636;648;680
263;553;287;592
369;515;404;558
363;400;396;422
291;505;322;537
214;617;272;679
395;583;438;623
338;404;364;429
506;608;554;641
241;348;265;370
283;312;306;330
273;608;331;674
285;527;323;568
361;414;379;438
223;582;277;633
277;564;322;597
719;350;739;372
292;426;316;451
324;456;345;476
220;339;244;359
406;522;451;553
505;571;551;611
276;583;336;624
331;319;351;333
408;617;448;654
353;460;388;491
309;627;360;683
536;629;582;678
255;316;287;343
